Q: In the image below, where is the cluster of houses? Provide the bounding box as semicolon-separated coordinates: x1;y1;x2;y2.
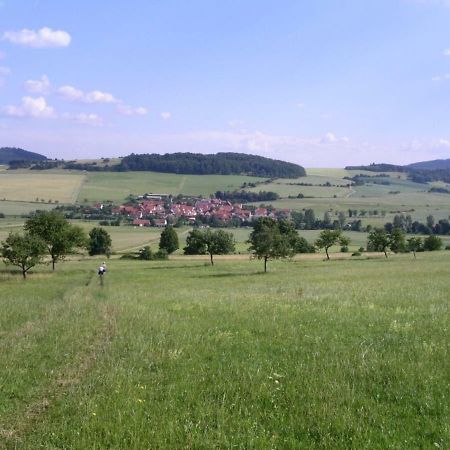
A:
108;194;290;227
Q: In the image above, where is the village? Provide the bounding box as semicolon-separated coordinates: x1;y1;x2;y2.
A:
107;193;291;228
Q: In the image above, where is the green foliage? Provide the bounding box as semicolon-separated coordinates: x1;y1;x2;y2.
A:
423;235;443;251
367;228;391;258
88;227;112;256
407;236;423;258
315;229;350;260
389;227;406;253
248;218;297;272
25;211;87;270
1;231;46;278
138;246;153;260
159;226;179;254
117;152;306;178
184;229;235;265
294;236;315;253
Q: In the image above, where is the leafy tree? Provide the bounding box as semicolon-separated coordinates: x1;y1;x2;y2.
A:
25;211;87;270
203;229;235;265
294;236;315;253
423;235;443;251
183;229;235;265
367;228;390;258
248;217;296;272
138;246;153;260
184;229;207;255
407;236;422;259
389;228;406;253
88;227;112;256
159;226;179;254
315;229;350;260
1;232;46;278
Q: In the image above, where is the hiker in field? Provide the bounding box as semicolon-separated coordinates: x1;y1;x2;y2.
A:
98;262;106;284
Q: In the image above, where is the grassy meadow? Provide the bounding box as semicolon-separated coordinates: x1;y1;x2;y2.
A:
0;252;448;448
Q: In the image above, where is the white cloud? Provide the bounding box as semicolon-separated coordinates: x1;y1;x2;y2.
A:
321;132;350;144
296;102;305;109
0;66;10;76
85;90;117;104
117;104;148;116
3;27;71;48
57;85;118;104
432;73;450;82
57;85;84;101
2;96;55;118
62;112;104;126
161;112;171;120
444;49;450;56
24;74;50;94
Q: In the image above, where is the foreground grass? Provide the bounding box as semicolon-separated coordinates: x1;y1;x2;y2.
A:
0;253;448;448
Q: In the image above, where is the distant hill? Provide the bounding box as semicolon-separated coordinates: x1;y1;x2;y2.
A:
32;152;307;178
345;159;450;183
0;147;47;164
406;159;450;170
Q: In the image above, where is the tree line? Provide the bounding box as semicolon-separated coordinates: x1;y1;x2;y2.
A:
1;212;112;278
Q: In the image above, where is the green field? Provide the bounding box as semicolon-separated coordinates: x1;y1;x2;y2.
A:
0;253;448;448
78;172;267;203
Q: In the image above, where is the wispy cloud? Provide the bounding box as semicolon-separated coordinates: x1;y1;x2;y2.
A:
432;73;450;82
57;85;118;104
0;66;10;76
117;105;148;116
160;112;171;120
2;96;55;118
24;74;50;94
2;27;71;48
62;112;104;126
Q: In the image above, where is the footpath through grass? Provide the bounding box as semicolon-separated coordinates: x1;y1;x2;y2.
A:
0;253;448;448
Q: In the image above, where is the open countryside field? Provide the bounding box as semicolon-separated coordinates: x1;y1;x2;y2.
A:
0;172;85;204
0;253;448;448
78;172;267;203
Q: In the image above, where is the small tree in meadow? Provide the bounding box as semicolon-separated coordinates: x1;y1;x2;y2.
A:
88;227;112;256
407;236;422;259
423;235;443;251
1;232;46;278
159;226;179;254
367;228;390;258
248;217;296;272
203;229;235;266
315;229;350;260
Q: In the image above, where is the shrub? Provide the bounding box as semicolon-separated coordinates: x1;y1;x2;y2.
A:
352;251;361;256
154;249;168;260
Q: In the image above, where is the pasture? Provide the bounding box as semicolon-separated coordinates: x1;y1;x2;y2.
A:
0;252;448;448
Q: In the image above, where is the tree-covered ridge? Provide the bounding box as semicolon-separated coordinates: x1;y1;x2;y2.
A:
0;147;47;164
116;152;306;178
345;161;450;183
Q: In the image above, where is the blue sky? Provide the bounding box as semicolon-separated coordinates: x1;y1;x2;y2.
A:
0;0;450;167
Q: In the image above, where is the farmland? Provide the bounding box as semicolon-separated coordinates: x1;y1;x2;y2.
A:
0;253;448;448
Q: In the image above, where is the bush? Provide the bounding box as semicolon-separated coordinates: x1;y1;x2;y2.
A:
99;220;110;226
445;245;450;251
154;249;168;260
352;252;361;256
358;247;365;252
340;246;349;253
138;246;153;260
120;253;137;260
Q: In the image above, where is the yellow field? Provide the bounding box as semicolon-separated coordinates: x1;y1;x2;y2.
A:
0;172;86;203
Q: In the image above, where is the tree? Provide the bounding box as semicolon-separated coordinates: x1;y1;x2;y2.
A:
407;236;422;259
159;226;179;254
184;229;207;255
423;235;443;251
248;217;296;272
1;232;46;278
389;228;406;253
183;229;235;265
25;211;87;270
315;229;350;260
138;246;153;260
203;229;235;265
367;228;390;258
88;227;112;256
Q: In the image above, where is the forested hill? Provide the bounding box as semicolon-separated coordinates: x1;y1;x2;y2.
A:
0;147;47;164
115;152;306;177
406;159;450;170
345;160;450;183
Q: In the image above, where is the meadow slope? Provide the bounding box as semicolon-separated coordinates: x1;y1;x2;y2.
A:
0;253;448;448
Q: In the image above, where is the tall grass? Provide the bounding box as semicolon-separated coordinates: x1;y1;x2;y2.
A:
0;253;448;448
